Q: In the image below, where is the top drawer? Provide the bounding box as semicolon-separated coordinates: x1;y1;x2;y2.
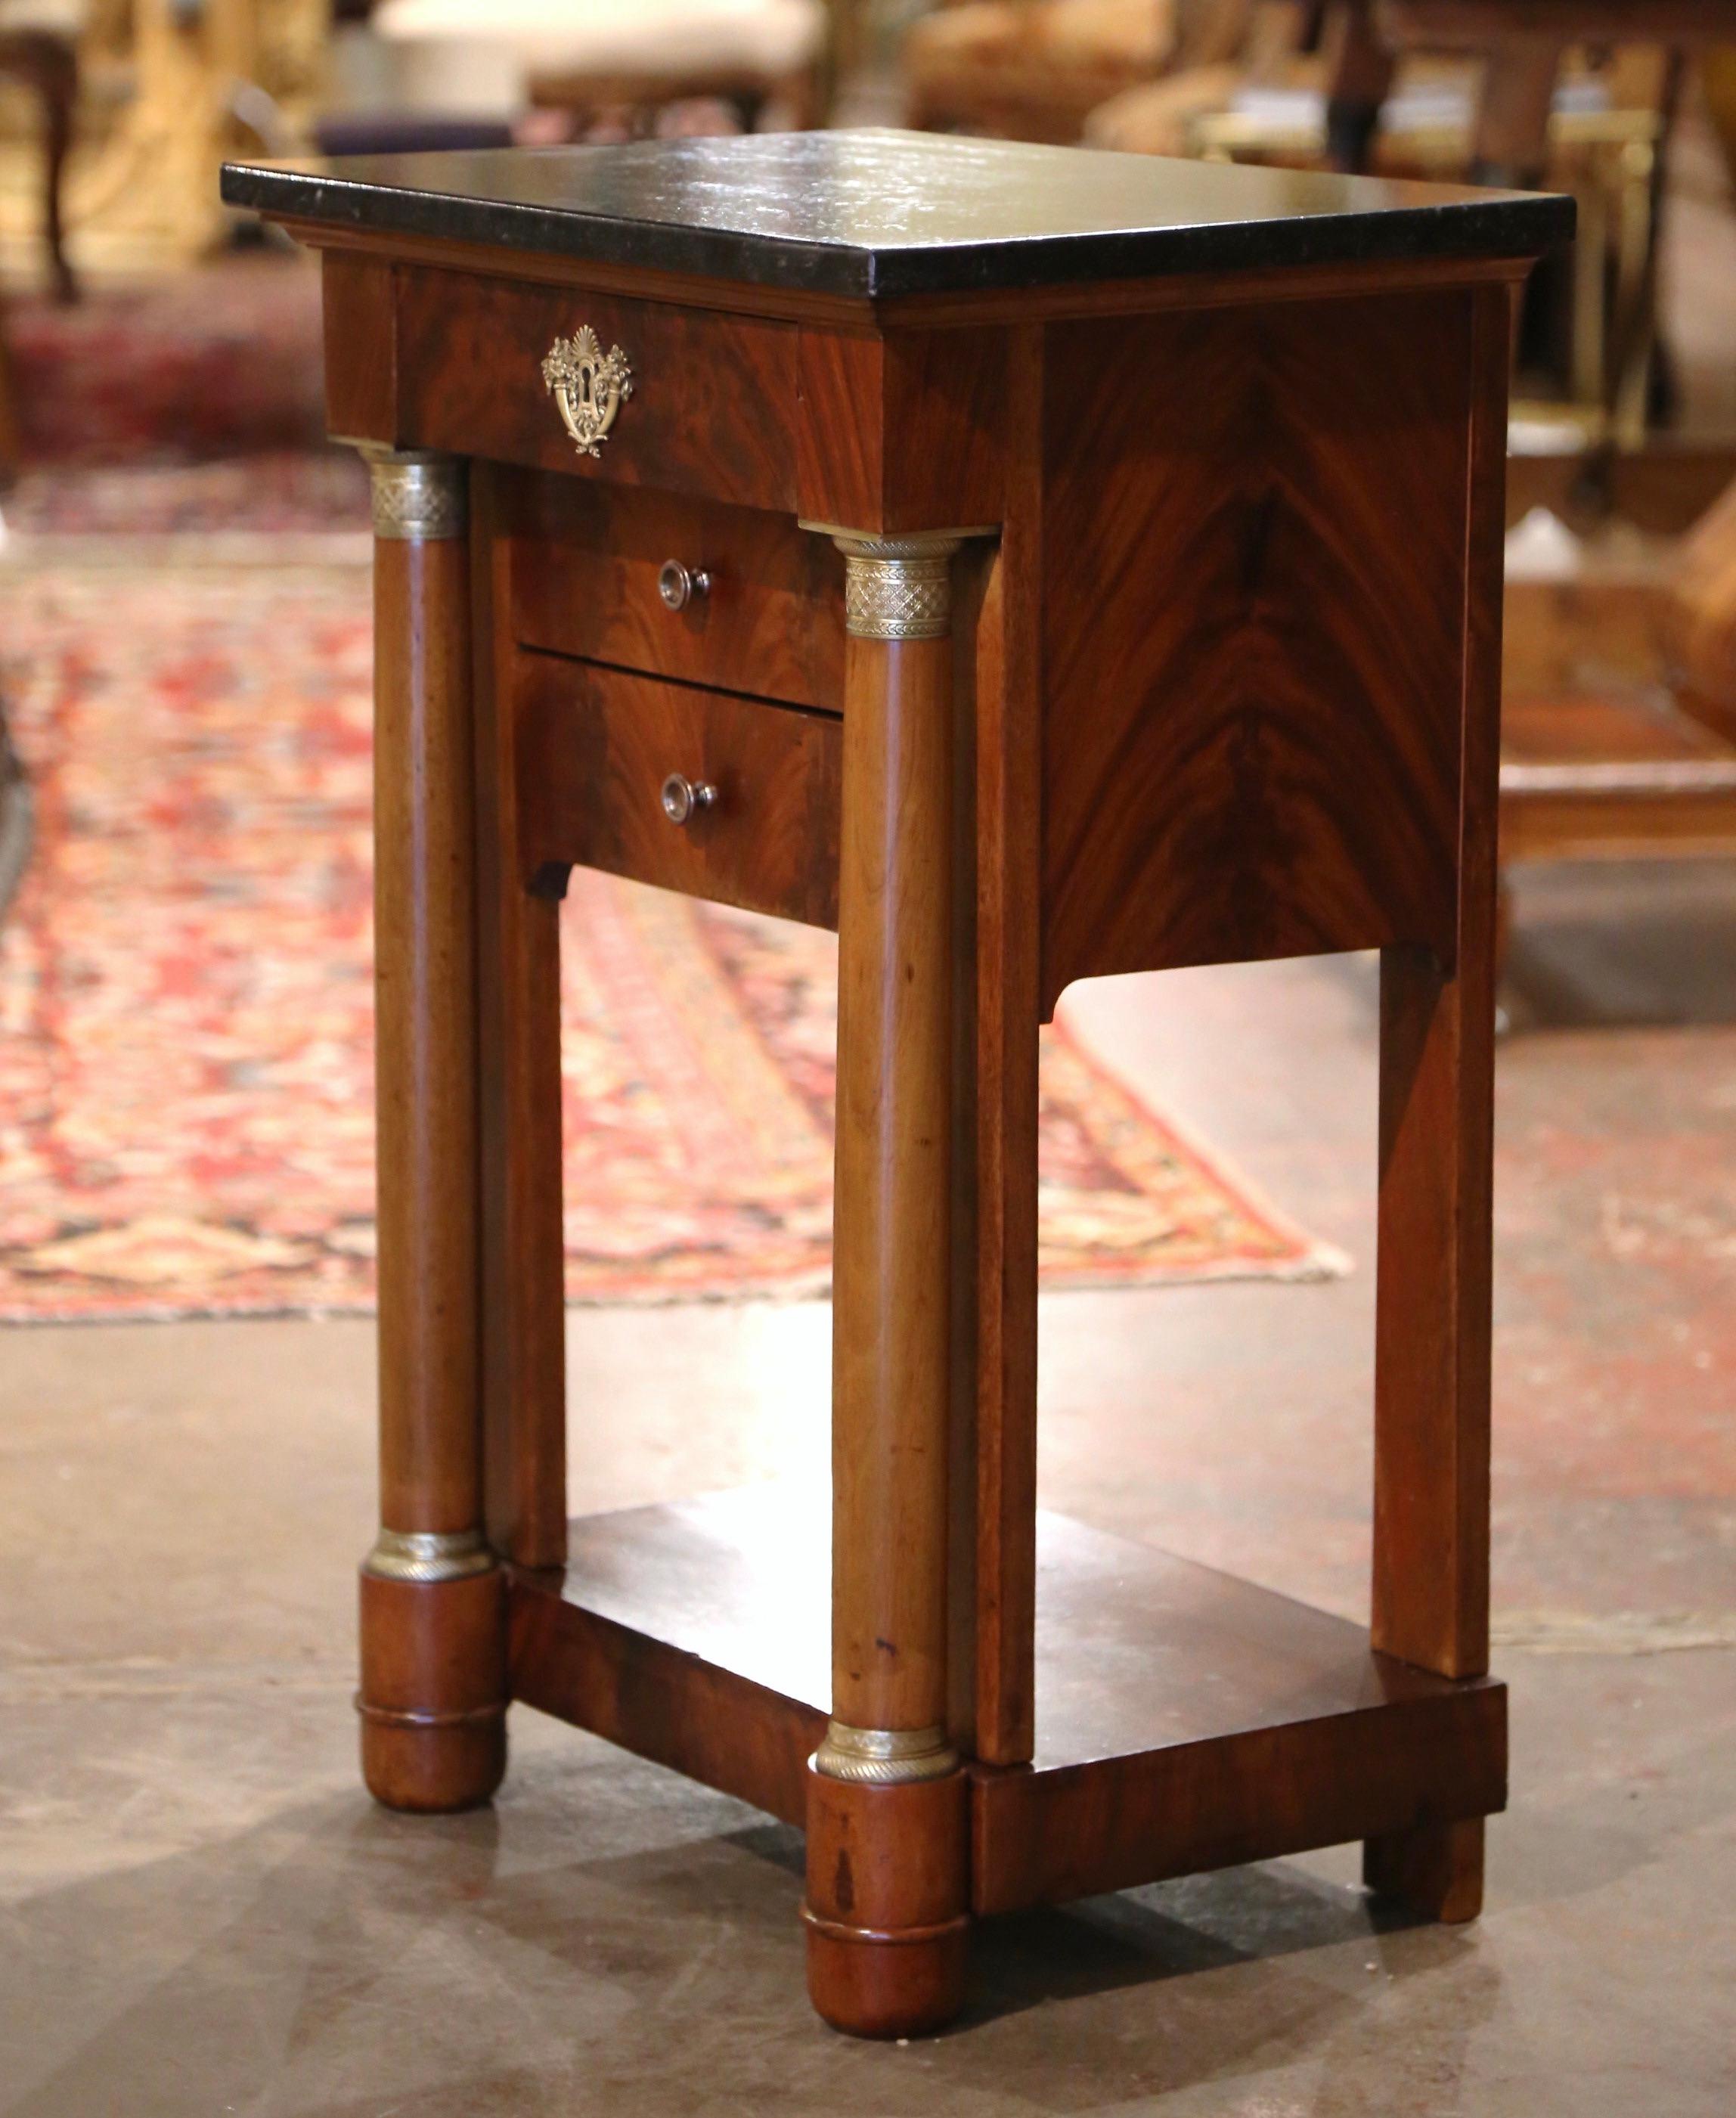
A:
510;477;845;714
393;266;797;512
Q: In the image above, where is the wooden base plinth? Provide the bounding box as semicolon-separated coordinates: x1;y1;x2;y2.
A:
504;1487;1502;2022
1364;1816;1486;1924
803;1766;970;2038
358;1565;508;1813
504;1490;1508;1922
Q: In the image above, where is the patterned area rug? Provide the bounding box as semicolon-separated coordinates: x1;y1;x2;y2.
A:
8;259;330;468
0;560;1342;1319
2;258;371;537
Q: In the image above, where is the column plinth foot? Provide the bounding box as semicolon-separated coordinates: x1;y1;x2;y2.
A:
1364;1816;1486;1925
802;1757;971;2038
358;1561;507;1813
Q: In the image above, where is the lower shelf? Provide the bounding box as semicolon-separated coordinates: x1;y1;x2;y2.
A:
506;1488;1505;1917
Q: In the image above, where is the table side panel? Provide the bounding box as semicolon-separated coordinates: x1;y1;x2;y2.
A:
513;653;842;927
970;1678;1508;1913
390;266;798;510
507;1571;826;1827
1040;288;1477;1006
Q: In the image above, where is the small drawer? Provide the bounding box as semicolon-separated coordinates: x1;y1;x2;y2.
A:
394;267;796;512
511;479;845;715
516;654;841;930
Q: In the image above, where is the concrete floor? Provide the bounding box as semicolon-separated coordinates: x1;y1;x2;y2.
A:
3;863;1734;2113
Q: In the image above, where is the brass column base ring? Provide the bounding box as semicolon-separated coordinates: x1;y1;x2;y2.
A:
361;1527;496;1583
812;1720;959;1785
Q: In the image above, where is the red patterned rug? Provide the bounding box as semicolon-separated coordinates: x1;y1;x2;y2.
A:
8;259;329;468
0;560;1343;1319
3;258;371;537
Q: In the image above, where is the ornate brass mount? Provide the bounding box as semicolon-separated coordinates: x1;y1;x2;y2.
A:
362;1527;495;1583
542;327;634;458
358;447;467;542
799;524;997;641
812;1720;959;1785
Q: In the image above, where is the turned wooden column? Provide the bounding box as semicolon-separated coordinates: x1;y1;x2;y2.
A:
799;528;976;2038
354;446;506;1813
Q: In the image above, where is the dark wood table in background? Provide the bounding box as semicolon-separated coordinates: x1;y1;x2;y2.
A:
222;132;1569;2038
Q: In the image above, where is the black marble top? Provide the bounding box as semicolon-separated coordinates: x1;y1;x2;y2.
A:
221;130;1571;300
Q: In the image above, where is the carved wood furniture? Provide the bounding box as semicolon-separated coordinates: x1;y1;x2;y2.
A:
221;131;1569;2037
1325;3;1736;182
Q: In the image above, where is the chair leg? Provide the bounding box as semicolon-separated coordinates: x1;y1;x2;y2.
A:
0;33;79;302
39;37;77;305
1321;0;1395;172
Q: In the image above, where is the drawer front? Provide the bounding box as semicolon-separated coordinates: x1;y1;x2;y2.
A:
511;479;845;714
516;656;841;930
395;268;795;512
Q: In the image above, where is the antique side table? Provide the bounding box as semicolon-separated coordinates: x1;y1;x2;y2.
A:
222;133;1570;2038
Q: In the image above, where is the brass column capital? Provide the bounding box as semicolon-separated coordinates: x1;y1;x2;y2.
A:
358;445;468;543
801;523;994;641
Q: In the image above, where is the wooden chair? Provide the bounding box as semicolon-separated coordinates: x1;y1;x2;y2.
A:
904;0;1226;144
369;0;829;135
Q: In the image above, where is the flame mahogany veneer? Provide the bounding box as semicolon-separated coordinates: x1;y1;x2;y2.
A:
222;132;1570;2038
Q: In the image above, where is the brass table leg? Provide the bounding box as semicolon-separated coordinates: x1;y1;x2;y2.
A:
355;447;505;1813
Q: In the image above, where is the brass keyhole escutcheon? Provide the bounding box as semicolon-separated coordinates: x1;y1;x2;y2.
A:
541;327;634;458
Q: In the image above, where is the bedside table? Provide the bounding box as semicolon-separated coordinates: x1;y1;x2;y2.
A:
221;132;1570;2038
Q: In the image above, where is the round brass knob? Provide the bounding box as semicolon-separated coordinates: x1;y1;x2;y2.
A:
660;774;717;826
658;560;711;611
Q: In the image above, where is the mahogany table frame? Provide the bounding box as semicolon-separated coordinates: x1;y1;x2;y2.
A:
227;138;1566;2038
